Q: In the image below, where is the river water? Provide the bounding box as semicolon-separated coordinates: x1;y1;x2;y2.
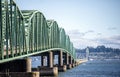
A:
32;58;120;77
58;59;120;77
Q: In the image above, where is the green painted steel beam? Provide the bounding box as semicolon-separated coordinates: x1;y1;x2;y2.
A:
0;0;76;63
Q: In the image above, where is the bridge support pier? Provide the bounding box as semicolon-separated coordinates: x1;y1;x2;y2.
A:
40;51;53;67
26;58;32;72
72;59;75;67
35;51;58;76
0;58;38;77
63;52;72;69
67;56;72;69
41;55;46;66
0;58;31;72
0;72;39;77
57;51;67;72
47;51;53;68
63;53;69;65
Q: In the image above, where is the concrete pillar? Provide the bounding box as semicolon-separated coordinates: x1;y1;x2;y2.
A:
41;56;46;66
72;59;74;64
72;59;75;67
63;53;69;65
63;53;73;69
41;55;44;66
47;51;53;68
58;51;63;66
26;58;31;72
67;56;72;69
38;67;58;76
69;56;72;64
0;58;31;72
0;72;40;77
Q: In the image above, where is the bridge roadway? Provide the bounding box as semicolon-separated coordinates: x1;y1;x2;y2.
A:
0;0;78;76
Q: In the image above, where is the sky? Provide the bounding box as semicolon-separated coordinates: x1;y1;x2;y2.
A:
15;0;120;49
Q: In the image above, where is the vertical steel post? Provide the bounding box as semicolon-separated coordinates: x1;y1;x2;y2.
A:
9;0;14;57
5;0;9;58
0;0;3;59
14;5;17;56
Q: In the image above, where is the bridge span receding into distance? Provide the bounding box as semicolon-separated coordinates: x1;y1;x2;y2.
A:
0;0;85;77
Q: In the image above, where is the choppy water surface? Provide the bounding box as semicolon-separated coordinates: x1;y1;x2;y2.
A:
58;60;120;77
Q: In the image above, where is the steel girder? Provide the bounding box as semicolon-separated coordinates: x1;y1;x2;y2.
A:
0;0;76;63
0;0;26;62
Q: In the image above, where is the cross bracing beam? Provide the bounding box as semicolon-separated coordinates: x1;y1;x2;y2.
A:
0;0;76;63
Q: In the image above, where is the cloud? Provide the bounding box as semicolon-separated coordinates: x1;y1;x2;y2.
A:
93;35;120;48
67;29;120;49
67;29;94;39
67;29;85;38
108;27;117;30
67;29;97;48
97;33;102;35
85;30;94;34
110;35;120;40
71;38;98;49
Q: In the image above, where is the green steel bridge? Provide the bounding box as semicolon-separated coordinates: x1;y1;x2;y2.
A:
0;0;76;63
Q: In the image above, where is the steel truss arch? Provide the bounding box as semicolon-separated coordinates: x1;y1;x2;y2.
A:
0;0;76;63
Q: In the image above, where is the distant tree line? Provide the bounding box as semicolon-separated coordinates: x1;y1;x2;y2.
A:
76;45;120;59
76;45;120;53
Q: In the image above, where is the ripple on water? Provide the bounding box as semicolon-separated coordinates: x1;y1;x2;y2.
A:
58;60;120;77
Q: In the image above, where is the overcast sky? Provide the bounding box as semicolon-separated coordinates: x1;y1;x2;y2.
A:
15;0;120;49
